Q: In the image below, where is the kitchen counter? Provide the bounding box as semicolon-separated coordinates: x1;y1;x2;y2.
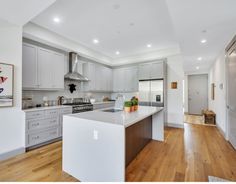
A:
22;105;72;112
63;106;164;182
91;101;115;105
67;106;163;127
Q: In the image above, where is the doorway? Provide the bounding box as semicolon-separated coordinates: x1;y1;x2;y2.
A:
188;74;208;115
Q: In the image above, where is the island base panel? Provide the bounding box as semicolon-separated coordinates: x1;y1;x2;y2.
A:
125;116;152;166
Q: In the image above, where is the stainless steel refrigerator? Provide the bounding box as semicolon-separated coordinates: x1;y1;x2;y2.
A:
138;79;164;107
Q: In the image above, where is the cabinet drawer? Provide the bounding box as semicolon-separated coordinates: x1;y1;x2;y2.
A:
45;109;59;118
27;117;59;131
26;111;44;120
27;127;60;146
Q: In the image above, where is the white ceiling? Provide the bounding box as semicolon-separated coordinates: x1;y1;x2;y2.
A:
0;0;56;26
30;0;236;72
32;0;179;59
166;0;236;73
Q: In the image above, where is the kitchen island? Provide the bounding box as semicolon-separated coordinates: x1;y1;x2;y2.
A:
63;106;164;182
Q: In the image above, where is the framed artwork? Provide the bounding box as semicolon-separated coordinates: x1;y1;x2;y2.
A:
171;82;177;89
0;63;14;107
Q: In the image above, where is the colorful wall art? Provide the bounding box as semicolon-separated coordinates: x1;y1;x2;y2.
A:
0;63;14;107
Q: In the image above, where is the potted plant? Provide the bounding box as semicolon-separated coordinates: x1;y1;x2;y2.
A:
131;97;139;111
124;101;132;112
130;101;135;112
133;99;139;111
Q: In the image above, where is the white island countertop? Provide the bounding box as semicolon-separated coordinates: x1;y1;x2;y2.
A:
63;105;164;182
65;106;163;127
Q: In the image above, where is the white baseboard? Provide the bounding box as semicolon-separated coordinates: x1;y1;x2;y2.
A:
0;147;25;161
165;122;184;129
216;122;227;140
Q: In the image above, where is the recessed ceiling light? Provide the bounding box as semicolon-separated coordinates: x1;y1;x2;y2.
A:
201;39;207;43
198;57;202;61
147;44;152;48
53;17;60;23
93;39;99;44
196;66;200;70
116;51;120;55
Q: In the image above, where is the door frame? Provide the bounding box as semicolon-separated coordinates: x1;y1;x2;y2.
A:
225;35;236;141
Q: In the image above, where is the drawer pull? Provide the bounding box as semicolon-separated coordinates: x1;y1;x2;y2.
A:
32;123;40;127
33;136;40;140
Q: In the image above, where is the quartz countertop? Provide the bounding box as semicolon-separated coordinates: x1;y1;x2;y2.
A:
23;105;72;112
65;106;163;127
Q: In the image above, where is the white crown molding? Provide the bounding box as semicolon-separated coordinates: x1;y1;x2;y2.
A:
23;22;113;65
23;22;182;67
111;46;181;66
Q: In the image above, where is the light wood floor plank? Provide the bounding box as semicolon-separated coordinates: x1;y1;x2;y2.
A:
0;123;235;182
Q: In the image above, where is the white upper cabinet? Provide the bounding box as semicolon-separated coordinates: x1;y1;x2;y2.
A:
38;48;53;89
151;62;164;79
22;44;38;88
83;62;112;92
139;61;165;80
51;52;65;89
22;43;65;90
113;68;125;92
113;66;138;92
138;63;150;80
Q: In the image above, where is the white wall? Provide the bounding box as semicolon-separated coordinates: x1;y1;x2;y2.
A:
0;23;24;157
166;54;184;128
184;75;188;113
208;50;227;134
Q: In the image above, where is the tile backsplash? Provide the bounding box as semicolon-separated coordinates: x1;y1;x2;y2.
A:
23;81;111;106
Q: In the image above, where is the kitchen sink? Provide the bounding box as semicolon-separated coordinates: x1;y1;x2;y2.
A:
102;108;123;113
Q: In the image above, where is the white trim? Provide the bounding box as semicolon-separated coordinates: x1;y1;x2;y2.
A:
0;147;25;161
165;122;184;129
216;122;227;140
23;23;181;67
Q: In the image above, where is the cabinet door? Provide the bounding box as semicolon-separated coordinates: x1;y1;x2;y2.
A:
107;68;113;91
124;67;139;92
130;67;139;92
151;62;163;79
113;68;125;92
22;44;38;88
52;52;65;89
38;48;53;89
138;63;151;80
82;63;95;91
95;64;102;91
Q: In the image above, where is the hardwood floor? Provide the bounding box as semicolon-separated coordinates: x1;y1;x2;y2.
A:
0;123;235;182
184;114;205;125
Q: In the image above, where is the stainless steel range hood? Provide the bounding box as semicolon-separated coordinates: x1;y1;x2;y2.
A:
64;52;89;82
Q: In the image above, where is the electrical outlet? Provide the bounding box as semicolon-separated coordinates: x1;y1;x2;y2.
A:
93;130;98;140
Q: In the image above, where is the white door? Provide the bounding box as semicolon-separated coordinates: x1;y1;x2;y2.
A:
226;45;236;149
188;74;208;115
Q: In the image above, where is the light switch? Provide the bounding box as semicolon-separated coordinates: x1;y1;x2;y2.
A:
93;130;98;140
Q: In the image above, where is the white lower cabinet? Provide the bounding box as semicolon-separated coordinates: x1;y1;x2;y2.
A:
24;106;72;149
